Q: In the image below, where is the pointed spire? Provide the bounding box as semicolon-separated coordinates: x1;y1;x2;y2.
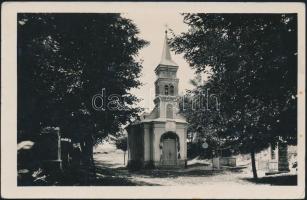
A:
159;30;178;66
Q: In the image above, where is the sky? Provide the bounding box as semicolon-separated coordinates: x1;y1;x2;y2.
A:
122;12;197;112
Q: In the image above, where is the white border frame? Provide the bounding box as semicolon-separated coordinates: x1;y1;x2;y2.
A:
1;2;305;199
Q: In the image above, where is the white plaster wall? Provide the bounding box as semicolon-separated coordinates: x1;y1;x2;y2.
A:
176;125;187;160
159;101;166;118
160;101;180;119
152;122;187;163
153;125;165;162
143;124;150;161
184;126;187;159
127;128;133;162
151;126;155;161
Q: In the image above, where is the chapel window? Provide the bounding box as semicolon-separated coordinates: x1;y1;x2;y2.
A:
165;85;169;95
170;85;174;95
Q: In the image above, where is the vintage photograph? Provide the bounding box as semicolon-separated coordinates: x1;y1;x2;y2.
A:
1;2;305;199
16;11;298;186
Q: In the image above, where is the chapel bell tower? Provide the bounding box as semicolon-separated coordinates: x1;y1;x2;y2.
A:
154;30;180;119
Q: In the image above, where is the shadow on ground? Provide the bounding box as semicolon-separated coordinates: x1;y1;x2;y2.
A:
93;152;297;186
242;175;297;185
130;168;227;178
93;162;160;186
92;159;237;186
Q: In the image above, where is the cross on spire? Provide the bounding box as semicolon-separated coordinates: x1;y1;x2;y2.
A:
160;26;177;66
164;24;168;35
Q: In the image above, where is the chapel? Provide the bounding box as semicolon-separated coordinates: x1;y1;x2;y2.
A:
127;31;188;169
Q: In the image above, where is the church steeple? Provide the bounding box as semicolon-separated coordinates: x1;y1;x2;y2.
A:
154;30;180;100
152;30;182;119
159;30;178;67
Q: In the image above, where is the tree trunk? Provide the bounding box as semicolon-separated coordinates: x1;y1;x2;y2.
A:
251;149;258;179
80;135;96;185
124;151;126;166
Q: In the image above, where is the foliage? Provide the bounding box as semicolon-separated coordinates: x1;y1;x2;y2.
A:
115;135;128;152
171;14;297;178
187;141;213;159
17;13;148;143
179;76;227;151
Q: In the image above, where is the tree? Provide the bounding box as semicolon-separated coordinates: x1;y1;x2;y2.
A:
171;14;297;178
17;13;148;181
115;135;128;165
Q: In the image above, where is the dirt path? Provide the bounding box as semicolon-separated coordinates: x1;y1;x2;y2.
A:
92;143;297;186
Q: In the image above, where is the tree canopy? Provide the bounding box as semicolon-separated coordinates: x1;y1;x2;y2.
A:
171;14;297;178
17;13;148;143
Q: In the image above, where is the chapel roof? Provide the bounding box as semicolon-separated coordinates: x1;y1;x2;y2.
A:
159;30;178;67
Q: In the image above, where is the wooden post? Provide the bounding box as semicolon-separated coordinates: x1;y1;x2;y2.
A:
40;127;62;173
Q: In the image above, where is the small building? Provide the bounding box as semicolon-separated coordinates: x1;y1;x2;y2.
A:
127;31;188;169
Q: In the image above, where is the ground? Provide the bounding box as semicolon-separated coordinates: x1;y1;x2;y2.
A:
17;139;297;186
92;141;297;186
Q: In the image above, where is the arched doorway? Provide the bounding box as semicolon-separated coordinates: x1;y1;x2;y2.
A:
160;132;180;166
